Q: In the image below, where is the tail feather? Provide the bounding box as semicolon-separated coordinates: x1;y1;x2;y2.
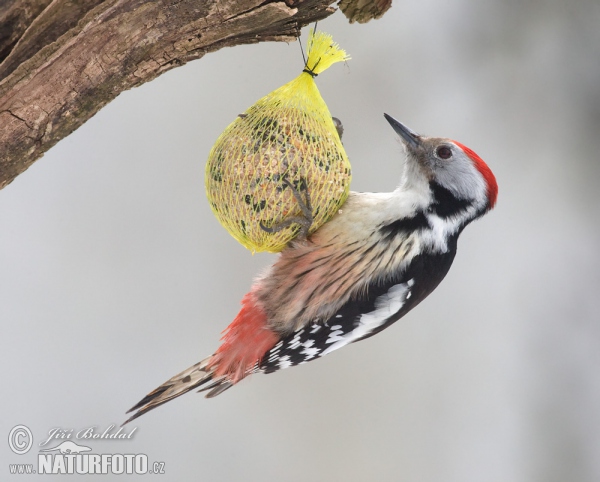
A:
123;357;230;424
198;379;233;398
125;291;278;423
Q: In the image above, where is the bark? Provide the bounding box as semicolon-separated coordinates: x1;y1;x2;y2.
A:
338;0;391;23
0;0;340;189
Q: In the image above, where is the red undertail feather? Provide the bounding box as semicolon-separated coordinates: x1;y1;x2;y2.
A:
208;291;278;383
454;140;498;208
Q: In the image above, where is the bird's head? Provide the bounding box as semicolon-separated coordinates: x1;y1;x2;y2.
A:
384;113;498;215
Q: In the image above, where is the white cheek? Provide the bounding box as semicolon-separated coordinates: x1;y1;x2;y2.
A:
437;154;487;203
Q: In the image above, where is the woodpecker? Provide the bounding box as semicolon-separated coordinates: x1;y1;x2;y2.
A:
125;114;498;423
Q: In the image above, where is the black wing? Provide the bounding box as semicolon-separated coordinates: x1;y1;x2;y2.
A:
259;247;457;374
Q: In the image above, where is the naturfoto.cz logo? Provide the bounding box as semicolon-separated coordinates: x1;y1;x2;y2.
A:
8;424;166;475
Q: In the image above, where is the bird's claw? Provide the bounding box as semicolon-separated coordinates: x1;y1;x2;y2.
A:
260;176;313;239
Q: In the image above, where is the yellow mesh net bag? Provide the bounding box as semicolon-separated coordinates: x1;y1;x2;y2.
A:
205;30;351;253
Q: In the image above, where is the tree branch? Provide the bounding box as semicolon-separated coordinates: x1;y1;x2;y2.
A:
0;0;339;189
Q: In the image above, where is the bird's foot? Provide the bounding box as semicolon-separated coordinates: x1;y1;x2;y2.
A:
260;176;313;239
332;116;344;141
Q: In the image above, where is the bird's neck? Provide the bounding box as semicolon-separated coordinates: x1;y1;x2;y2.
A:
386;181;482;254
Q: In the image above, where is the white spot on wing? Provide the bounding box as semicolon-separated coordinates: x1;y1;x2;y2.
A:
321;281;413;356
300;340;320;361
287;329;305;349
406;279;414;298
325;329;345;344
277;355;292;369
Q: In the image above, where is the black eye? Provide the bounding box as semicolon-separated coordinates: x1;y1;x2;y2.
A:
436;146;452;159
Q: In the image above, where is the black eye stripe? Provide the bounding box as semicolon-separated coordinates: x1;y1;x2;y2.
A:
436;146;452;159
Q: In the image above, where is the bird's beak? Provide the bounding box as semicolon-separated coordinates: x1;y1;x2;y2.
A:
383;114;422;149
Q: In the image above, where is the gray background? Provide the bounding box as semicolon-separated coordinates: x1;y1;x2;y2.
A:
2;0;599;480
